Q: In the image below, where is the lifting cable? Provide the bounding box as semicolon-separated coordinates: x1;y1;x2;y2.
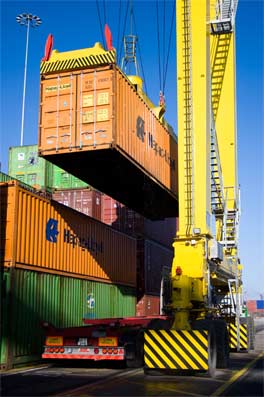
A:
96;0;106;49
156;0;175;96
118;0;130;65
162;0;166;91
103;0;107;31
156;1;162;92
117;0;122;58
163;1;175;93
132;9;148;96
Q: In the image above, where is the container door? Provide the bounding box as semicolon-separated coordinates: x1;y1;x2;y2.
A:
76;69;113;149
40;73;77;151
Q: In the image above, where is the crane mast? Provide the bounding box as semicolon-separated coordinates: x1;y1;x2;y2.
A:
171;0;240;330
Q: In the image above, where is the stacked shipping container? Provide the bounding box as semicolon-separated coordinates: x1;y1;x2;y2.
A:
0;178;175;368
9;147;178;248
101;194;178;247
52;189;102;221
1;268;135;369
1;181;137;286
246;300;264;316
0;180;137;369
8;145;88;191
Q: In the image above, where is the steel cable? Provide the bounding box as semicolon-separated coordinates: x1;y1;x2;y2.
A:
163;1;175;93
96;0;106;49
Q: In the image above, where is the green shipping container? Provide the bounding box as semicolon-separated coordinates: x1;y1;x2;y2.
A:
8;145;88;190
0;172;13;183
0;268;136;370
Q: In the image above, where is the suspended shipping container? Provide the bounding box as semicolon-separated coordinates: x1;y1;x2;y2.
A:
8;145;88;190
0;181;136;287
101;194;178;247
0;268;136;369
52;188;102;220
39;60;178;219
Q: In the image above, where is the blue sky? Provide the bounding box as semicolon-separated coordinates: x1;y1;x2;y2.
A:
0;1;263;299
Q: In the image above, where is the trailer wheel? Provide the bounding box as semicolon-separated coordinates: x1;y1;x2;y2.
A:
125;333;144;368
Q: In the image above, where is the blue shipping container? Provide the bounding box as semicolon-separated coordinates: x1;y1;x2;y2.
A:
256;300;264;309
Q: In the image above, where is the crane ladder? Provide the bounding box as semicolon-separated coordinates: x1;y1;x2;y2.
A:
182;0;194;235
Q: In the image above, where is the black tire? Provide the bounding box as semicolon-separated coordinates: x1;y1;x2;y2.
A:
125;343;140;368
193;319;217;377
247;316;255;351
213;320;230;368
208;325;217;377
125;332;144;368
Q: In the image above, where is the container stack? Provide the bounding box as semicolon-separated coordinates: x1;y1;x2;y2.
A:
8;145;88;191
246;300;264;316
8;147;178;316
0;178;137;369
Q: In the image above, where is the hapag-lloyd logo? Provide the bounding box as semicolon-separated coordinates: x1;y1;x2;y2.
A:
46;218;103;254
136;116;176;170
46;219;59;242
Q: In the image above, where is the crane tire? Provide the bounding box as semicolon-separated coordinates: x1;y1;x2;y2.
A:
193;319;217;377
213;319;230;368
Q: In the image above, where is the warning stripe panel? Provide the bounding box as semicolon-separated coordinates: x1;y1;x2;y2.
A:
228;324;248;349
144;330;208;370
40;50;116;74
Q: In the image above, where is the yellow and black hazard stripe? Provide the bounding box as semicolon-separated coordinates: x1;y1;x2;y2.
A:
40;50;116;74
229;323;248;350
144;329;208;370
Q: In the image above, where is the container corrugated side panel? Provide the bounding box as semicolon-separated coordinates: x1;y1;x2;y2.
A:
0;172;14;183
136;295;160;316
52;167;88;190
8;145;80;191
3;183;136;286
246;300;257;313
0;183;15;266
39;67;178;196
52;189;101;219
3;268;136;368
75;69;114;150
256;300;264;310
0;271;11;368
101;195;122;228
115;68;178;196
39;70;114;152
144;239;174;295
8;145;47;190
143;217;177;248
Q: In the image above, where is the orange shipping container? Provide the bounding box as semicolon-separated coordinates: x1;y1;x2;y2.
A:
0;181;136;287
38;65;178;219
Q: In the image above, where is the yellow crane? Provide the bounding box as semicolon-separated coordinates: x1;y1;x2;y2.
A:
143;0;253;376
